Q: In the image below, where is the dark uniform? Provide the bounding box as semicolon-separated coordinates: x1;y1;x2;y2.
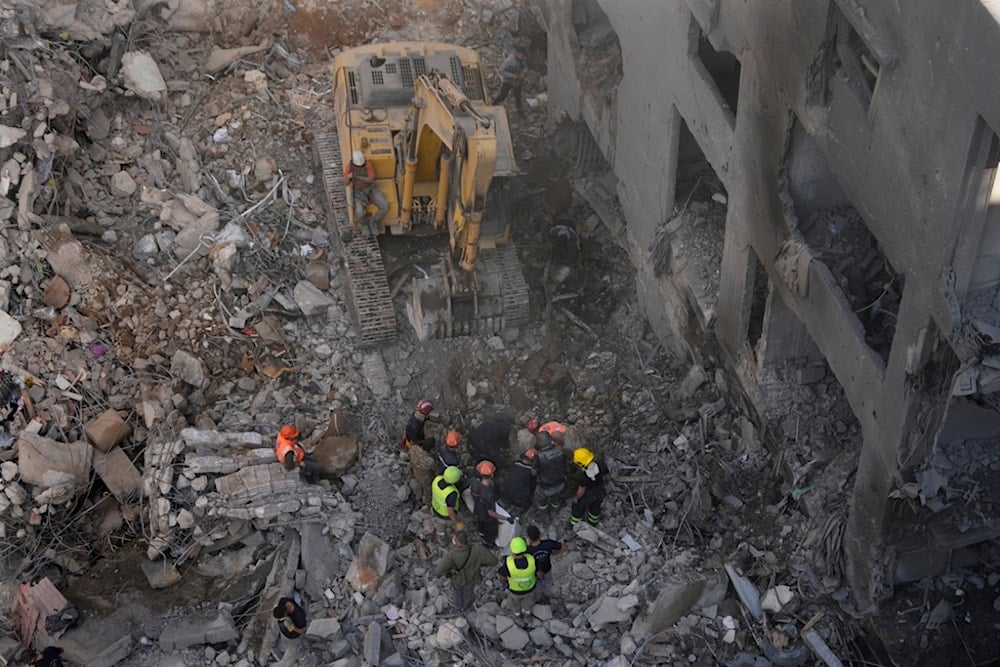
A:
533;440;567;510
436;442;461;473
471;478;500;547
570;458;609;526
405;411;435;451
499;458;535;511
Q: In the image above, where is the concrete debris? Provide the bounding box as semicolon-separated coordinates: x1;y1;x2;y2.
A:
159;611;238;651
120;52;168;101
346;532;390;595
84;409;132;453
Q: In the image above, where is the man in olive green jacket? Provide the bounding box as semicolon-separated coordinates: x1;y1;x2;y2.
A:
433;529;498;611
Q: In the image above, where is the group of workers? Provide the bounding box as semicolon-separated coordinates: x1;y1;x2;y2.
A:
401;399;610;543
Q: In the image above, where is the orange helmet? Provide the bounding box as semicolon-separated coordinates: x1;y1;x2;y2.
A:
446;431;462;447
523;448;538;460
526;419;539;433
417;399;434;415
279;424;300;439
476;460;496;476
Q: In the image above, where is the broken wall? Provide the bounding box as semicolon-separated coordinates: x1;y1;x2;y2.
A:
536;0;1000;620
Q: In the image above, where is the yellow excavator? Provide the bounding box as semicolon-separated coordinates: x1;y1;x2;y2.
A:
313;42;530;342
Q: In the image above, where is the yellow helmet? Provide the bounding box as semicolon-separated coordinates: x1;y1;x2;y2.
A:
510;536;528;554
573;447;594;467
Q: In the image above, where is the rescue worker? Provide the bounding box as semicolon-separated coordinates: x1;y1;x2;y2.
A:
533;432;568;510
436;430;463;474
499;448;537;512
499;536;537;618
525;524;568;593
431;466;465;533
538;420;567;443
274;424;331;484
343;149;389;236
570;447;609;527
512;418;540;457
403;399;444;452
432;529;498;611
471;460;508;547
273;596;308;666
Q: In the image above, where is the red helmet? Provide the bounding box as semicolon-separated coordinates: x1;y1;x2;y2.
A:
279;424;299;439
526;419;539;433
523;448;538;460
476;460;496;476
416;399;434;415
446;431;462;447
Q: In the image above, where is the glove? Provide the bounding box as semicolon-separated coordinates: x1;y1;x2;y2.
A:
455;520;465;530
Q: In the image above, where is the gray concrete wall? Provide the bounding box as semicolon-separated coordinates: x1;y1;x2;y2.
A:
537;0;1000;609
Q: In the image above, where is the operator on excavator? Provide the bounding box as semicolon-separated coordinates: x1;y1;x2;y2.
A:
343;149;388;236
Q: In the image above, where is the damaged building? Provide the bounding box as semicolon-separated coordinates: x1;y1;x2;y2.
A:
535;0;1000;661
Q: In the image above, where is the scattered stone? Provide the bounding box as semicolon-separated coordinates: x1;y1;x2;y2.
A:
346;532;390;595
17;434;92;488
631;575;707;639
500;623;530;651
293;280;336;316
92;447;142;501
0;309;23;345
121;51;167;100
141;558;181;589
0;125;26;148
110;171;137;197
170;350;208;387
306;617;342;639
84;409;133;453
159;611;238;650
87;634;132;667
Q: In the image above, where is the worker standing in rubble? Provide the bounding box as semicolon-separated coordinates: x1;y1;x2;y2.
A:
436;430;463;474
431;466;465;534
402;399;444;451
533;432;568;511
512;418;540;457
273;597;308;665
499;448;537;513
274;424;333;484
492;46;528;117
538;420;567;443
525;524;568;597
569;447;609;527
499;536;537;619
471;460;508;547
432;529;498;611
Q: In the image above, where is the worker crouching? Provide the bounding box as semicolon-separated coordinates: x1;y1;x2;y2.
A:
274;424;335;484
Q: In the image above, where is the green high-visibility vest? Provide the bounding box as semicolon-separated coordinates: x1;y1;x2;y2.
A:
431;475;458;517
506;554;536;592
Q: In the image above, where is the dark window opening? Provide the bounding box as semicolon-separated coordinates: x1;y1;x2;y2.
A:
832;5;881;111
675;115;726;207
696;31;741;117
746;248;769;352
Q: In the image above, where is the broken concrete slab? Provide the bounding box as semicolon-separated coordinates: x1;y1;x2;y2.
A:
141;559;181;589
298;522;339;600
293;280;335;316
86;633;132;667
170;349;207;387
346;532;390;595
92;447;142;501
184;448;273;474
311;435;358;473
84;409;132;452
17;433;92;488
363;621;381;666
500;623;530;651
630;575;707;639
213;462;302;496
725;564;762;620
159;611;238;651
0;308;22;345
306;617;342;640
121;51;167;101
205;42;270;73
586;593;639;631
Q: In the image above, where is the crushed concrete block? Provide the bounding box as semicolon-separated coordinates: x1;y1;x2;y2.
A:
213;463;301;496
293;280;335;316
630;575;707;639
299;523;339;600
170;350;207;388
86;633;132;667
678;364;708;398
142;559;181;589
430;620;464;649
84;410;133;453
159;611;237;651
17;434;92;488
0;309;22;345
529;625;552;647
346;532;390;595
306;617;341;639
311;435;358;473
121;51;167;101
92;447;142;501
499;624;530;651
586;594;638;631
363;621;381;666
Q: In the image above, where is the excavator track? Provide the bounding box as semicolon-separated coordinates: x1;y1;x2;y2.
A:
313;130;396;344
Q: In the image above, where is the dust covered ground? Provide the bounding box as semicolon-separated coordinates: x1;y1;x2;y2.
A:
0;0;995;665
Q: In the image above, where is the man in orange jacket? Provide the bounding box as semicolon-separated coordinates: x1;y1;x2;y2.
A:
275;424;335;484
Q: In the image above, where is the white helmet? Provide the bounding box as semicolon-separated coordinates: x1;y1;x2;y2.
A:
351;150;365;166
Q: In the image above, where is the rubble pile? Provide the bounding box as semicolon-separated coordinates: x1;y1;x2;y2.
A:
0;0;924;665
